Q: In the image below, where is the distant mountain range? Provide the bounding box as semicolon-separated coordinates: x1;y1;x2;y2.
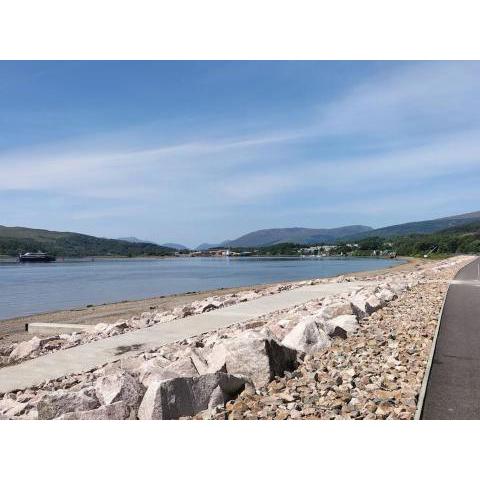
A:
223;225;373;248
195;226;371;249
5;210;479;257
348;210;480;240
194;210;480;248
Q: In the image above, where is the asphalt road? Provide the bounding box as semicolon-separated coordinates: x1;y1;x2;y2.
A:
421;256;480;419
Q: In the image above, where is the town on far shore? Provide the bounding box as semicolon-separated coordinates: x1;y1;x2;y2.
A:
174;241;398;259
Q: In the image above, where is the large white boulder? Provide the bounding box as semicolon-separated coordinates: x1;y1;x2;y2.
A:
376;288;396;303
95;371;144;408
205;343;229;373
350;294;369;319
127;313;151;329
172;305;196;318
350;292;384;319
37;389;100;420
93;323;109;334
152;312;176;323
138;357;199;387
239;291;261;302
134;357;171;386
281;319;331;354
366;294;383;311
207;331;298;389
137;373;246;420
153;357;199;380
103;321;129;336
9;337;42;362
388;281;408;295
324;314;359;335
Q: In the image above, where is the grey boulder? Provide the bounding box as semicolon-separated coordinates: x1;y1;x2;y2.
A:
208;331;298;389
319;302;353;319
376;288;397;303
350;292;384;319
134;356;172;386
140;356;199;387
95;371;144;408
137;373;247;420
324;314;359;335
37;388;100;420
59;401;130;420
282;318;331;354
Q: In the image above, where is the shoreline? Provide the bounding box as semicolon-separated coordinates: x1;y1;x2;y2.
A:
0;255;402;265
0;256;421;348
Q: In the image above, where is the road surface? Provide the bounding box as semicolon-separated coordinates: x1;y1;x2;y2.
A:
421;256;480;419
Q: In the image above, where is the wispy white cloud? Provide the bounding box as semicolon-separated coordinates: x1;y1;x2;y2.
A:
0;127;307;196
216;127;480;204
317;62;480;137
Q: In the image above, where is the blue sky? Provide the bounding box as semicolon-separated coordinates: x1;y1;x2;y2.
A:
1;61;480;247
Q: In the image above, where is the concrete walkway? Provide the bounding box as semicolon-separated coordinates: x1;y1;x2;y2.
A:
421;257;480;419
0;281;367;393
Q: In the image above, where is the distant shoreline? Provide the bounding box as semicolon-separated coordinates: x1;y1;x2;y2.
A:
0;253;403;263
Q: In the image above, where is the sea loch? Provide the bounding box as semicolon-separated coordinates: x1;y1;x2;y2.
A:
0;256;401;320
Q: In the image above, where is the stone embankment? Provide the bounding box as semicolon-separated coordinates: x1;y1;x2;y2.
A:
0;256;472;420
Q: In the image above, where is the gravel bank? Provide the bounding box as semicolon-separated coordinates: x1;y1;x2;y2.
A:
208;275;452;420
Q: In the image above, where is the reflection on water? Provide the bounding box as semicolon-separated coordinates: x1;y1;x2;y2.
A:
0;256;401;320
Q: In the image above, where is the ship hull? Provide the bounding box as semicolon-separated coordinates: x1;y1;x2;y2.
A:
18;256;56;263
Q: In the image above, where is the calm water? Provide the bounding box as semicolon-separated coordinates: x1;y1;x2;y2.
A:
0;256;401;320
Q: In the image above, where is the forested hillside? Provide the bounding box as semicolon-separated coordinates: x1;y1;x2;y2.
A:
0;226;174;257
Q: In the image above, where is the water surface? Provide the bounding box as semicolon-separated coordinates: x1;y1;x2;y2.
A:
0;256;401;320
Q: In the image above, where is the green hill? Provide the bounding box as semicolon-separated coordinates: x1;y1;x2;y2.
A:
0;225;174;257
373;221;480;256
347;211;480;239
